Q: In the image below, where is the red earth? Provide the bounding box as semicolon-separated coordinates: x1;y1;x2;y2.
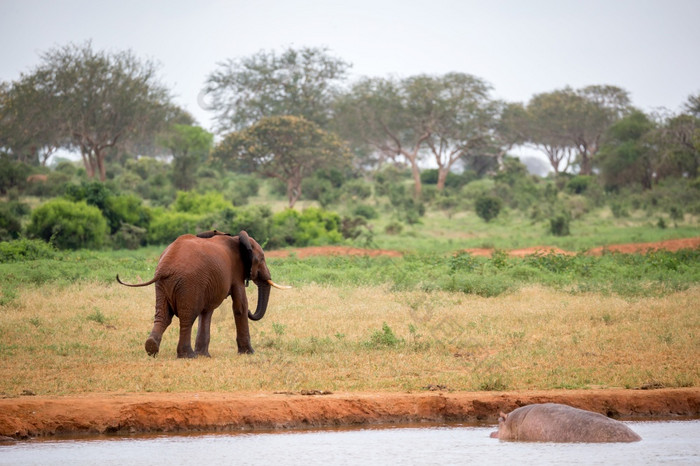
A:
1;237;698;440
265;237;700;259
1;389;698;439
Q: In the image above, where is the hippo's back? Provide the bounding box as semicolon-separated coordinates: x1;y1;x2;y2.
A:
505;403;641;443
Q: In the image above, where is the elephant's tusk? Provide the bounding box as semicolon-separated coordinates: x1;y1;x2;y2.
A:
267;279;292;290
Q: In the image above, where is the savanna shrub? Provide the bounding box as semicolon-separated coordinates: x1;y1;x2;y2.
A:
385;221;403;235
353;204;378;220
0;238;56;262
104;194;151;234
549;211;571;236
111;223;148;250
172;191;232;214
222;204;273;242
342;178;372;200
475;195;502;222
65;181;150;234
270;207;343;248
0;156;32;195
566;175;594;194
147;210;203;245
27;199;108;249
0;201;29;241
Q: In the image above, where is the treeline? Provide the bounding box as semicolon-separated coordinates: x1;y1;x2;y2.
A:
1;43;699;250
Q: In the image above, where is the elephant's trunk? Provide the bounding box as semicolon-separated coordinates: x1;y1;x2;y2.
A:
248;281;271;321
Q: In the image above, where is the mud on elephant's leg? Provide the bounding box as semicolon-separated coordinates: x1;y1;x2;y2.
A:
194;309;214;357
145;296;173;357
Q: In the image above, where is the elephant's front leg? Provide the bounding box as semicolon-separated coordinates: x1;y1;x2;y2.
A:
176;313;197;358
232;287;254;354
194;309;214;357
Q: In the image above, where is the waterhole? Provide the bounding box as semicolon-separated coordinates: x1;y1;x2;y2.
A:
1;420;698;465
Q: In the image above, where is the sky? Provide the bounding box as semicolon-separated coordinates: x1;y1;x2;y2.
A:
1;0;699;169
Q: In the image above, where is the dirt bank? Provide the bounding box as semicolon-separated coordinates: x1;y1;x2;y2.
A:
265;237;700;259
1;388;698;439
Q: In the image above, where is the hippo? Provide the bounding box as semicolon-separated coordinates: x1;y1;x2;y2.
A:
490;403;641;443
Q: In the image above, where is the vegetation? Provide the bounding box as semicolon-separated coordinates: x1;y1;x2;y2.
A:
0;43;699;396
0;281;697;395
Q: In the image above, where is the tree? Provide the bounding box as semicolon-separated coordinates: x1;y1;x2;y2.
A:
525;90;578;174
158;124;213;190
597;110;657;189
213;116;352;207
0;78;64;165
204;46;350;132
24;42;171;180
525;86;630;175
486;102;530;172
655;113;699;179
334;73;498;197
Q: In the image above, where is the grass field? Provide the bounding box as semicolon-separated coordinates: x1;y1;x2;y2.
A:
1;206;698;397
0;280;697;396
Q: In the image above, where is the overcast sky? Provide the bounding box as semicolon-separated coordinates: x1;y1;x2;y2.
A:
2;0;699;140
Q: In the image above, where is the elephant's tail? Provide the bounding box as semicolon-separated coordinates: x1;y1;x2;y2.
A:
116;274;159;287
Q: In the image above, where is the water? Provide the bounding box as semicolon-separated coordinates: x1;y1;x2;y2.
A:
1;420;698;465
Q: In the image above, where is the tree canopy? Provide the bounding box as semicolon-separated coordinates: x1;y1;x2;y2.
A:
3;42;172;180
204;46;350;133
334;73;498;197
213;115;352;207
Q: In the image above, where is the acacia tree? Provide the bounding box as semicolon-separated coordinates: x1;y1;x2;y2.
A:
204;46;350;132
213;115;351;207
334;73;498;197
157;124;213;191
597;110;657;189
25;42;171;180
334;76;426;197
525;85;630;175
0;77;64;165
525;90;577;174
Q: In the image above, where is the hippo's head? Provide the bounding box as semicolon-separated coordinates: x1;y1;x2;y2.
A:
490;411;510;439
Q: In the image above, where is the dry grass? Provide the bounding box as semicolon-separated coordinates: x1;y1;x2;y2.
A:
0;282;698;395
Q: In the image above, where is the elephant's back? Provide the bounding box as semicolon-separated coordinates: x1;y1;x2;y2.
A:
155;235;237;301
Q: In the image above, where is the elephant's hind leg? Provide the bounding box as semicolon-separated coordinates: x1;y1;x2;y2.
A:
194;309;214;357
176;312;198;358
145;295;173;357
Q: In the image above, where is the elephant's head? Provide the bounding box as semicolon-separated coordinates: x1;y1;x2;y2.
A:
238;230;289;321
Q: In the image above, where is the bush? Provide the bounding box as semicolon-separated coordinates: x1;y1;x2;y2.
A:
475;195;503;222
549;211;571;236
64;181;151;234
342;179;372;200
0;201;29;241
172;191;232;214
270;207;343;248
104;194;151;234
222;204;273;242
0;238;57;262
147;210;203;245
566;175;594;194
385;221;403;235
0;156;31;195
27;199;108;249
353;204;378;220
110;223;148;250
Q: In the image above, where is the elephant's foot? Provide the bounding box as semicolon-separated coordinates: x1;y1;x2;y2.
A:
177;347;197;358
237;346;255;354
196;350;211;358
145;336;160;357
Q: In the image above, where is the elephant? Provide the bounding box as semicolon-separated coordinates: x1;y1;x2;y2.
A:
116;230;289;358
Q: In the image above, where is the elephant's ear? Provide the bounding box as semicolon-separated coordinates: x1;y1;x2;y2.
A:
238;230;254;282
